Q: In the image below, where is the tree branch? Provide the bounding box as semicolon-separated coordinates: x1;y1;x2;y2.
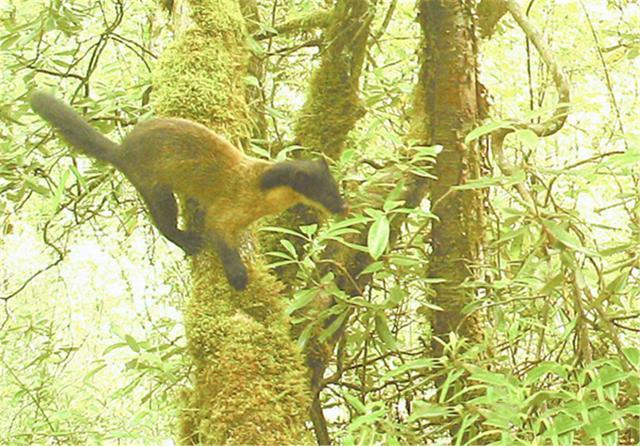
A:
255;9;332;40
491;0;571;208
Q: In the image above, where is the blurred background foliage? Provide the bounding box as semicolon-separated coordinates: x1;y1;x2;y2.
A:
0;0;639;444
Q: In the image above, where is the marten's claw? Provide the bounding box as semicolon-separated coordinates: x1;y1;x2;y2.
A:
227;264;248;291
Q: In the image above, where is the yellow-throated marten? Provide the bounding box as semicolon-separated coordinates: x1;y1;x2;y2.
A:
30;91;348;290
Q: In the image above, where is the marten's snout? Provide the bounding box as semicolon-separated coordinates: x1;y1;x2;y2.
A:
329;200;349;216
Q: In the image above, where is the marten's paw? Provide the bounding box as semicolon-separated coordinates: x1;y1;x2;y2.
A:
226;263;249;291
180;232;204;255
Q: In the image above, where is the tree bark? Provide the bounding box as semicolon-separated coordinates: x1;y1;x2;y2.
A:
416;0;485;355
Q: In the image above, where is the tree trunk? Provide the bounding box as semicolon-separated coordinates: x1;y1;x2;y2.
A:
152;1;312;443
292;2;372;444
417;0;485;355
258;1;374;444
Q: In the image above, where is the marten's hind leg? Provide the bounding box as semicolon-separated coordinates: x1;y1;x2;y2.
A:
140;186;203;255
210;234;248;291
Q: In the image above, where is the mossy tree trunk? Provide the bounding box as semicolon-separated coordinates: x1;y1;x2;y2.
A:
416;0;485;356
279;1;373;444
152;0;312;444
294;0;370;160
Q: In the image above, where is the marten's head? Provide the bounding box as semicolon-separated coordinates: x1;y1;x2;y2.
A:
261;159;348;216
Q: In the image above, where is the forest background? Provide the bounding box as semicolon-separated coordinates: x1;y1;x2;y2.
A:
0;0;639;445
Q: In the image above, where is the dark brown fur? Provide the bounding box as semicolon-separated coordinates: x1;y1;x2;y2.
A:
30;91;347;290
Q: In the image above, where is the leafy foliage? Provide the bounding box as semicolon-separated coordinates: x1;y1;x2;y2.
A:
1;0;639;444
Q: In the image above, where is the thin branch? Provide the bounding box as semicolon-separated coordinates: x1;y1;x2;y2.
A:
255;9;332;40
501;0;570;137
0;220;65;303
491;0;571;208
578;0;627;147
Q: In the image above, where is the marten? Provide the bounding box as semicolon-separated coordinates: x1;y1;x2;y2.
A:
30;91;348;291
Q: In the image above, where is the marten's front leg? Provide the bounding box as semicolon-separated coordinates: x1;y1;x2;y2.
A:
140;186;203;255
210;234;248;291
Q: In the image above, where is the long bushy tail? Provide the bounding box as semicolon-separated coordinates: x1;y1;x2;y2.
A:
30;91;122;166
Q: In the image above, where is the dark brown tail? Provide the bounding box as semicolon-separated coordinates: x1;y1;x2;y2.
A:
30;91;122;166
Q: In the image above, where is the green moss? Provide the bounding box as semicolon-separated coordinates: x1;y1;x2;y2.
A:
188;0;245;37
152;28;250;140
294;56;365;159
181;252;312;445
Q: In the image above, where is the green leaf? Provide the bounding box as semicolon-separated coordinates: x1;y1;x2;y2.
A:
461;300;483;315
601;148;640;168
469;368;512;388
525;362;569;384
408;403;451;422
542;220;595;255
24;176;49;195
540;273;564;295
280;239;297;258
51;168;70;211
383;199;403;212
125;335;140;353
622;347;640;365
595;365;627;387
367;215;389;260
244;75;260;88
318;310;349;343
359;261;384;276
350;408;385;431
623;404;640;416
381;358;438;382
388;254;421;266
550;413;582;436
0;33;20;50
297;323;315;349
514;128;539;145
286;288;319;315
465;120;515;144
524;390;566;409
103;342;127;355
605;271;628;294
343;390;367;414
453;170;525;190
383;286;405;308
265;105;286;119
454;414;480;446
374;313;397;351
83;364;107;382
68;164;87;190
583;408;617;438
299;224;317;236
259;226;306;239
385;434;401;446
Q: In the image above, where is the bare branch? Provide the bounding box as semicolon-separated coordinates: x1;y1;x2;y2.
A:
491;0;571;209
501;0;570;137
